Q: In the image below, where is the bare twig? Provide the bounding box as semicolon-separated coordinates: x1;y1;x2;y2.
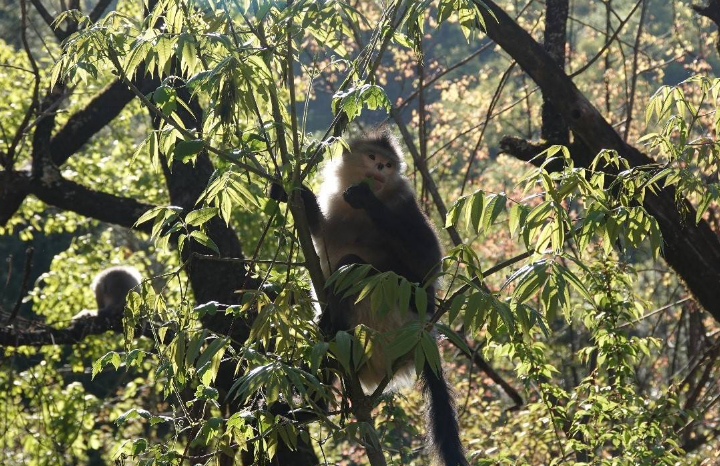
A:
460;61;516;195
396;41;494;110
569;0;642;78
617;297;691;329
6;0;42;169
623;0;648;141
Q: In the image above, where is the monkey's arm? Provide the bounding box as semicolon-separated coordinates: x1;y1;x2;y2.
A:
270;183;323;235
344;183;441;281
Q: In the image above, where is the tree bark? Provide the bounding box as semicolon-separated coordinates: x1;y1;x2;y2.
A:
541;0;570;145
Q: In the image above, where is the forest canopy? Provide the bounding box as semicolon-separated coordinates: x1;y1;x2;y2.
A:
1;0;720;465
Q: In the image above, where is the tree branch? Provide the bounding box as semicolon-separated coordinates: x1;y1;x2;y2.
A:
0;169;154;231
28;0;60;37
50;74;159;166
540;0;570;144
693;0;720;25
89;0;114;22
1;304;126;347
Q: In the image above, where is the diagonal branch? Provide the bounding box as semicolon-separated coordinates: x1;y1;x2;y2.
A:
28;0;57;33
51;74;159;166
30;172;154;232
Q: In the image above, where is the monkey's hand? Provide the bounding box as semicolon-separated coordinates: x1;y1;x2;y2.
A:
269;182;289;203
343;182;374;209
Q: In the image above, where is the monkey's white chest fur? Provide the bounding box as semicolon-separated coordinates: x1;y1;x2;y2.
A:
314;191;416;394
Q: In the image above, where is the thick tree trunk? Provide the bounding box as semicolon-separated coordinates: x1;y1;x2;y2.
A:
541;0;570;145
151;89;318;466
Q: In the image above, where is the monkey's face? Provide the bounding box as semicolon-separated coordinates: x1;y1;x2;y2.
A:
341;150;399;193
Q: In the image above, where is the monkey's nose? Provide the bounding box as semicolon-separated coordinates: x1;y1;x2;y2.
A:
376;163;384;170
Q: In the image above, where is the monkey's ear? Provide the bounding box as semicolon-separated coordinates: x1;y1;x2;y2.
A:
269;182;288;203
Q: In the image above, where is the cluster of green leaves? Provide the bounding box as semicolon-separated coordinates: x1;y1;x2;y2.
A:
441;143;704;464
443;145;665;339
480;258;685;466
639;75;720;223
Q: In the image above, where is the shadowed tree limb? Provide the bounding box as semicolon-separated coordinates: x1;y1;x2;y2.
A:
0;169;154;232
693;1;720;28
694;1;720;64
540;0;570;145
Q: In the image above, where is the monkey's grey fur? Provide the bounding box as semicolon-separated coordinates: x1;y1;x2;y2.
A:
92;266;142;309
71;266;142;322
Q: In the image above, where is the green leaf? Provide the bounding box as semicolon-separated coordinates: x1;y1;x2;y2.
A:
481;193;506;233
309;342;329;373
194;301;219;318
134;206;165;227
186;207;218;227
196;337;228;386
175;139;204;162
420;332;441;375
398;278;412;315
189;230;220;254
116;408;151;426
414;287;428;319
435;323;471;355
469;191;484;232
131;438;147;456
446;196;466;228
507;261;550;303
92;351;123;379
334;84;391;122
334;331;353;373
185;329;208;367
448;294;465;325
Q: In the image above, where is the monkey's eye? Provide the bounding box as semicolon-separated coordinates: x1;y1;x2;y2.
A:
386;162;392;168
368;154;376;160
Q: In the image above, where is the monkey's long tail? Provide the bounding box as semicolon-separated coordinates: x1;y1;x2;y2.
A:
421;363;468;466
